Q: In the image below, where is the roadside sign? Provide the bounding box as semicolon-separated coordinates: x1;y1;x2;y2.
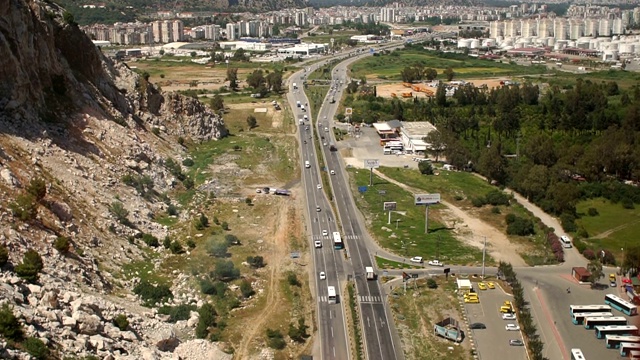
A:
411;274;418;279
358;186;368;193
364;159;380;169
378;190;386;195
414;193;441;205
383;202;397;211
290;252;300;259
345;107;353;115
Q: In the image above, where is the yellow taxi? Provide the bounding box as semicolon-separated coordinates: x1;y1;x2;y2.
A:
478;282;487;290
487;282;496;289
464;294;480;303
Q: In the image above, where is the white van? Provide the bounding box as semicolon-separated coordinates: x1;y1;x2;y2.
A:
560;235;572;248
305;161;310;168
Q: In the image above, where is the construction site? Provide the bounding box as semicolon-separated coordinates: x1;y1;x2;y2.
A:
373;78;508;99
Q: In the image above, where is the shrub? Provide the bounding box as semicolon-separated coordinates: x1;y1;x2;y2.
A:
287;273;301;287
177;137;185;145
506;216;534;236
158;304;196;322
573;238;587;254
622;198;635;209
163;236;172;249
186;239;196;249
109;201;130;225
142;233;159;247
266;328;286;350
182;158;194;167
583;249;596;260
182;177;194;190
133;280;173;306
576;227;589;239
167;204;179;216
247;255;265;268
491;206;501;214
471;197;486;207
240;280;255;298
221;221;229;231
485;190;509;206
245;197;252;206
587;207;599;216
15;249;44;283
224;234;240;246
559;212;577;232
170;240;184;254
288;318;309;343
211;260;239;281
200;279;218;295
10;193;38;221
26;178;47;202
206;240;228;258
602;249;616;265
0;245;8;266
23;337;48;359
113;314;129;331
196;303;217;339
0;303;23;341
151;127;161;136
418;161;434;175
54;236;71;253
426;278;438;289
505;213;517;224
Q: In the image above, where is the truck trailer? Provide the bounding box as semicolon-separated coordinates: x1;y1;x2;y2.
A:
366;267;376;280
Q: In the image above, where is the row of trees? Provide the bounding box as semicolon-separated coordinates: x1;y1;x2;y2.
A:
400;64;454;83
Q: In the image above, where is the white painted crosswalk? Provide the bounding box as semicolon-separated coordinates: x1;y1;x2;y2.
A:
359;295;382;303
312;234;359;240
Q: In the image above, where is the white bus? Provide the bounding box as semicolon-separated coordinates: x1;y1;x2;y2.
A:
621;343;640;357
605;294;638;316
332;232;343;250
570;348;585;360
606;335;640;349
327;286;337;304
572;312;612;325
560;235;572;248
584;316;627;329
595;325;638;338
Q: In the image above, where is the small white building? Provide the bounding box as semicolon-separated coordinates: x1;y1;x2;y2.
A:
399;121;437;155
218;41;272;51
276;43;327;56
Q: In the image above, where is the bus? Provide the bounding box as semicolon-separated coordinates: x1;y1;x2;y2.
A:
570;304;612;316
605;335;640;349
572;312;613;325
570;348;585;360
605;294;638;316
621;342;640;357
327;286;337;304
332;232;343;250
584;316;627;329
595;325;638;338
630;350;640;359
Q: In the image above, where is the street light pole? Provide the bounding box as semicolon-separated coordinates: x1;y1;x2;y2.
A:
481;236;487;279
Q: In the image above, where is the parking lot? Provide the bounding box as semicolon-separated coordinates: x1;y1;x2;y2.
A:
339;126;420;169
462;283;528;360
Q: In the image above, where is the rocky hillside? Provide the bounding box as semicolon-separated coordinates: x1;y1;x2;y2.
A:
0;0;230;358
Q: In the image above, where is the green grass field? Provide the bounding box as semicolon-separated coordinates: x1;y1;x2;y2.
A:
348;169;484;265
349;49;547;80
576;198;640;261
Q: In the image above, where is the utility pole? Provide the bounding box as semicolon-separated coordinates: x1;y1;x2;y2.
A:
437;234;441;260
481;236;487;279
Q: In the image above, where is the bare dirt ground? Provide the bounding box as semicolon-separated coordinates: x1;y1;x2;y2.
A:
374;79;509;99
225;102;285;129
373;169;527;267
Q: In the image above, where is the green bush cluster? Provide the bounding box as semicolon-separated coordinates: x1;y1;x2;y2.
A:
54;236;71;253
142;233;159;247
195;303;217;339
505;214;535;236
0;303;23;341
239;280;254;298
15;249;44;284
113;314;129;331
158;304;196;323
288;318;309;343
133;280;173;306
265;328;286;349
23;337;48;359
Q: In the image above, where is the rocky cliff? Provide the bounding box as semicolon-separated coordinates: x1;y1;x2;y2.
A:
0;0;230;358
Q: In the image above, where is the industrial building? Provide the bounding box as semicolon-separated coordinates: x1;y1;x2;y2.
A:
276;43;327;56
372;120;437;155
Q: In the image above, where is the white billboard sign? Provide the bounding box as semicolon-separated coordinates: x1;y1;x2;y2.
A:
364;159;380;169
414;193;441;205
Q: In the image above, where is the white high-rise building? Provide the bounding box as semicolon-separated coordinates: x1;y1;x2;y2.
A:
569;20;584;40
152;21;162;43
380;7;396;23
554;18;569;40
226;23;239;40
161;20;173;43
172;20;183;42
584;18;598;37
521;19;534;37
203;24;220;40
504;20;518;37
537;18;552;37
598;19;611;36
295;12;308;26
612;18;624;35
489;21;503;38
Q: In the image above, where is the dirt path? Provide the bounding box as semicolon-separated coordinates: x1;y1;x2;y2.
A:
235;201;291;359
373;170;527;267
592;218;640;239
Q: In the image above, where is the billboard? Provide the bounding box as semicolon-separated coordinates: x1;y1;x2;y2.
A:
364;159;380;169
383;202;397;211
414;193;441;205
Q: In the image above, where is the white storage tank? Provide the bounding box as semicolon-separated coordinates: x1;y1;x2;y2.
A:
457;39;472;48
546;37;556;46
568;41;576;47
602;49;618;61
470;39;480;49
482;38;496;47
619;43;635;54
634;43;640;54
554;41;567;51
577;39;591;49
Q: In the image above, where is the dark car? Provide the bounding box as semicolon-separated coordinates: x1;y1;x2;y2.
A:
470;323;486;329
509;339;524;346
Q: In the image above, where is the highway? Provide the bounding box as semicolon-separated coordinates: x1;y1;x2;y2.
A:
287;67;350;360
315;54;404;360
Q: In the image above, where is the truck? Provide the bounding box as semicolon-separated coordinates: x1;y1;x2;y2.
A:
428;260;444;267
299;118;304;125
296;101;301;107
366;267;376;280
293;82;298;89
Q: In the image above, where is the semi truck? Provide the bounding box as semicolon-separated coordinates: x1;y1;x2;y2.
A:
366;267;376;280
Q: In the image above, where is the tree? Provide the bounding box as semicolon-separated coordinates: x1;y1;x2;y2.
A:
418;161;434;175
53;236;71;253
15;249;44;283
247;255;265;268
224;234;240;246
196;303;217;339
266;70;283;93
0;245;8;266
425;68;438;81
0;303;23;341
26;178;47;202
113;314;129;331
443;67;455;81
587;259;604;287
246;115;257;129
206;240;228;258
240;279;254;298
246;70;265;89
478;145;508;185
424;131;446;162
227;67;239;90
109;201;129;225
210;94;224;111
435;83;447;107
212;260;240;281
288;318;309;342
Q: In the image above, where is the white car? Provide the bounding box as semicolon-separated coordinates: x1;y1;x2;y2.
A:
314;241;322;248
322;230;328;236
428;260;444;267
410;256;423;263
502;313;516;320
319;272;326;280
330;170;336;175
505;324;520;331
317;184;322;189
